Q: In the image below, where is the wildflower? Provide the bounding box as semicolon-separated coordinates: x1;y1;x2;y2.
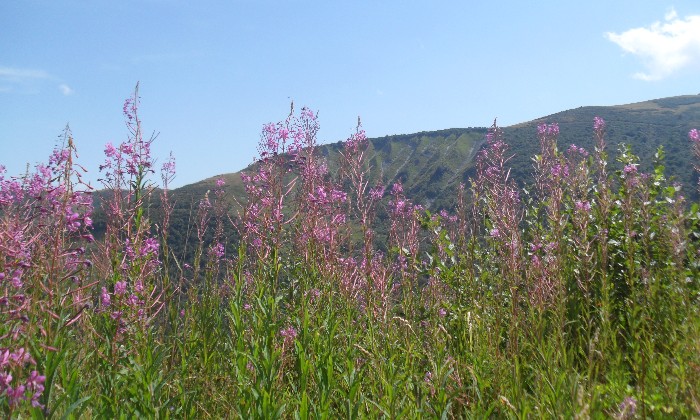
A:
575;200;591;212
307;288;321;300
211;242;225;259
550;164;569;178
114;280;127;296
369;185;385;201
100;287;111;307
689;128;699;142
123;97;135;120
161;154;176;179
27;370;46;407
280;326;298;347
126;294;140;306
141;237;159;256
593;116;606;132
623;164;637;174
618;396;637;418
301;107;316;120
537;122;559;137
490;228;500;238
438;308;447;318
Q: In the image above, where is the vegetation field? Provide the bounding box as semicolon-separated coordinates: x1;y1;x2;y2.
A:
2;88;700;418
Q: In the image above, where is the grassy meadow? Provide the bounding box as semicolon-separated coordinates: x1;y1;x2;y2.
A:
2;88;700;418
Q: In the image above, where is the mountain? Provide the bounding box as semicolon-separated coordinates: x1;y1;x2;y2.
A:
95;95;700;261
183;94;700;208
503;95;700;195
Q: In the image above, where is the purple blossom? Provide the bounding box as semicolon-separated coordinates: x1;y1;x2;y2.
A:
301;107;316;120
104;142;118;159
280;325;298;346
211;242;225;259
575;200;591;213
593;116;606;132
123;97;135;120
141;237;159;256
550;164;569;178
100;287;111;307
369;185;385;201
618;396;637;417
689;128;699;142
161;153;176;186
623;164;637;174
114;280;127;296
537;123;559;137
331;189;347;202
344;126;368;154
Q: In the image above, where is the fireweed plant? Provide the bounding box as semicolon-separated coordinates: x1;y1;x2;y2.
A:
0;87;699;418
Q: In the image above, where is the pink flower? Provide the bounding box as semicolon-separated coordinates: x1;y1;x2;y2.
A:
211;242;225;259
593;117;606;132
369;185;385;201
114;280;127;296
141;237;159;256
537;123;559;137
100;287;111;307
689;128;699;142
575;200;591;213
280;326;298;347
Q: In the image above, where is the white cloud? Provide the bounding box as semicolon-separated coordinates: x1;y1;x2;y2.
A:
0;66;51;83
0;66;74;95
606;9;700;81
58;83;74;96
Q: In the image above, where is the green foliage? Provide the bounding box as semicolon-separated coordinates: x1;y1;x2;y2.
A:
3;95;700;418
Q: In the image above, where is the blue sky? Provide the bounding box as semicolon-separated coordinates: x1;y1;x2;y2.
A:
2;1;700;188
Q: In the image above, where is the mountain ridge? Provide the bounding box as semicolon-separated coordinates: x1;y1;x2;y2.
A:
91;94;698;261
178;94;700;209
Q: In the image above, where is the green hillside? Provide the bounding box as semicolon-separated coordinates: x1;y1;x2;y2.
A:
179;94;700;210
106;94;700;262
503;95;700;195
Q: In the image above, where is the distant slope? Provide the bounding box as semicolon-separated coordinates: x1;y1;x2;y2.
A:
182;94;700;209
502;95;700;194
98;95;700;261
